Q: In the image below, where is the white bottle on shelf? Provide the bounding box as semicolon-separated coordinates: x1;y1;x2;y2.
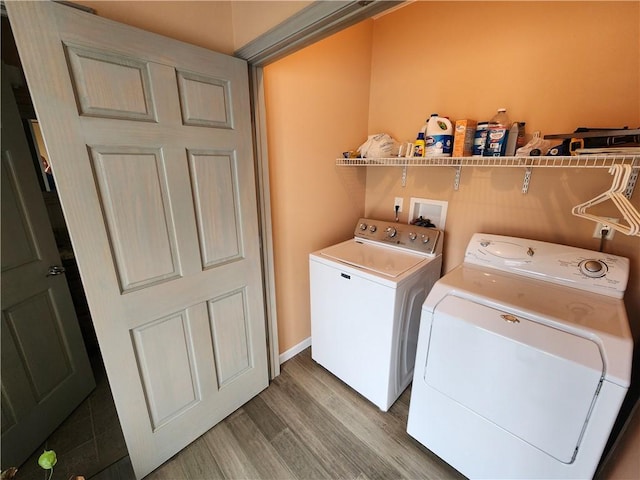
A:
425;114;453;157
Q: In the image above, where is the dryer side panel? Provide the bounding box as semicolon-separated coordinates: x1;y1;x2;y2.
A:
395;256;442;395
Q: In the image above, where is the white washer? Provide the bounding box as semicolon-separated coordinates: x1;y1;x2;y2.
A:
310;217;443;411
407;233;633;479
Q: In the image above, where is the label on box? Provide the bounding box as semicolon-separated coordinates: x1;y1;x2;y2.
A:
425;134;453;156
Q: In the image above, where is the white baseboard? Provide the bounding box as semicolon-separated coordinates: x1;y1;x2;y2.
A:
279;336;311;364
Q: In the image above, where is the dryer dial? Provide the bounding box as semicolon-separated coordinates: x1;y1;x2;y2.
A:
385;227;397;238
579;259;607;278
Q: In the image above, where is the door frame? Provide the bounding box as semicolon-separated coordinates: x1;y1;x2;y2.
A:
240;0;404;378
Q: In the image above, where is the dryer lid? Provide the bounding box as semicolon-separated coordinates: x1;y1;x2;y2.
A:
422;264;632;387
425;295;604;463
319;240;426;278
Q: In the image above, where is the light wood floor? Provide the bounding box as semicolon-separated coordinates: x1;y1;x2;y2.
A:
141;348;464;480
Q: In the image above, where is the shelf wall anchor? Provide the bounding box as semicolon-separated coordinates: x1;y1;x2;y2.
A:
454;166;462;191
624;167;638;199
522;167;532;194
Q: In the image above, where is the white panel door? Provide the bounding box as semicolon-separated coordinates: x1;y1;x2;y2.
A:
7;2;269;478
1;66;95;468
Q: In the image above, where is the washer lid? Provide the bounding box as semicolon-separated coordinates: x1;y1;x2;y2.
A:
319;240;426;278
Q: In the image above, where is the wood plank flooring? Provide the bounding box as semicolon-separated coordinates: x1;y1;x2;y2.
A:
145;348;464;480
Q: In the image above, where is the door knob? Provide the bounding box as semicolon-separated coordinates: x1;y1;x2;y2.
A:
46;265;66;277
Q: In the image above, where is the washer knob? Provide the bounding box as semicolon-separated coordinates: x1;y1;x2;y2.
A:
579;259;607;278
385;227;397;238
369;225;377;233
359;223;367;231
408;232;417;241
421;235;430;244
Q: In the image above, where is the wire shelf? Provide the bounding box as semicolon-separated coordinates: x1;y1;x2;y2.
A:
336;154;640;195
336;155;640;168
335;154;640;235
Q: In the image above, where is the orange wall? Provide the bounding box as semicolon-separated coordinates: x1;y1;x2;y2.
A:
264;21;372;353
368;2;639;140
366;0;640;329
265;0;639;354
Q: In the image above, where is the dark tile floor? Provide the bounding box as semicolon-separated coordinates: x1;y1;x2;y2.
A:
14;354;131;480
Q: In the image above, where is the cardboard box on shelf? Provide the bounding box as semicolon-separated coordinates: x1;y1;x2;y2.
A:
453;119;477;157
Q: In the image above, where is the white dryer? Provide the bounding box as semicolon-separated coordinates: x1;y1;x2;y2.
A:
310;218;443;411
407;233;633;479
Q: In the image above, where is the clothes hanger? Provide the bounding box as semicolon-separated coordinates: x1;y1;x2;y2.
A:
572;164;624;214
609;165;640;235
572;164;640;237
578;165;640;236
601;167;639;235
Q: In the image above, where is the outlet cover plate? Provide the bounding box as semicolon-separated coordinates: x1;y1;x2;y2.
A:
592;217;618;240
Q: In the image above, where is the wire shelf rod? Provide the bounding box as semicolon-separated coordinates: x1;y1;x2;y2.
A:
336;155;639;168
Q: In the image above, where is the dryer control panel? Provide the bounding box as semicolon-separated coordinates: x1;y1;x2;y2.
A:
354;218;443;256
464;233;629;298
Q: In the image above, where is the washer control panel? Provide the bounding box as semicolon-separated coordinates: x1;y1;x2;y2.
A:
465;233;630;297
354;217;442;256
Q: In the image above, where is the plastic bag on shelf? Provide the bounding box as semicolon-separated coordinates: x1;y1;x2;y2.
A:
357;133;400;158
515;131;552;156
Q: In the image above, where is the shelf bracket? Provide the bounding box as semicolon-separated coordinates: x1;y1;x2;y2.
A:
522;167;532;194
624;166;638;199
453;166;462;191
401;165;407;187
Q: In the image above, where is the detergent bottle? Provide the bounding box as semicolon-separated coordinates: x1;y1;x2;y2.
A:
413;132;426;157
472;122;489;156
425;114;453;157
483;108;511;156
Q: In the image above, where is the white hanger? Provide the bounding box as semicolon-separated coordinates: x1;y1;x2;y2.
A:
573;165;639;236
572;165;624;214
611;167;640;236
572;164;640;237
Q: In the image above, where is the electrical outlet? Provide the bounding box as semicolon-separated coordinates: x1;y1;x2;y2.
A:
592;217;618;240
394;197;403;212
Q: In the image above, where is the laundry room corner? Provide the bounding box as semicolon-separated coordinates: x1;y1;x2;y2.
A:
5;0;639;477
263;1;640;390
